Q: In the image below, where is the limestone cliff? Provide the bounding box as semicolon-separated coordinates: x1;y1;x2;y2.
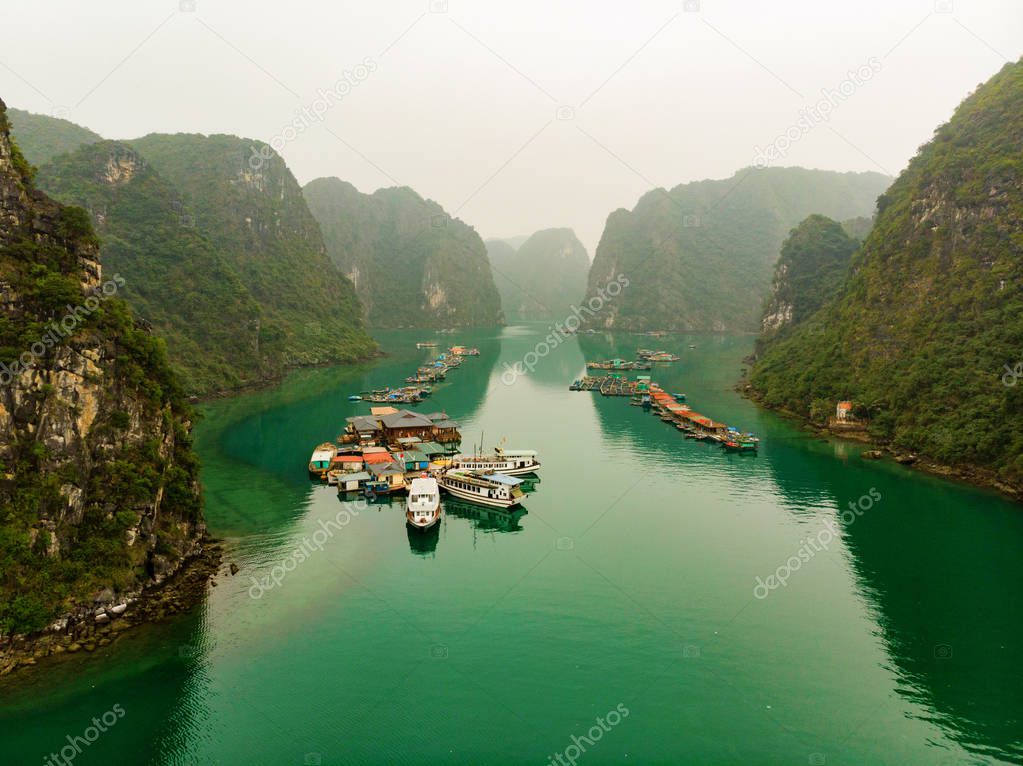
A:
303;178;503;328
0;97;206;646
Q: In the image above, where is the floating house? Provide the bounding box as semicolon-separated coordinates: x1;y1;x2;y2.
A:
367;460;406;491
340;409;462;447
331;454;364;472
394;449;429;472
380;411;436;442
336;471;371;492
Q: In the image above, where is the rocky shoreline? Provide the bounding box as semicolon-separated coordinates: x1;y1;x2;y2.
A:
0;539;227;678
738;383;1021;503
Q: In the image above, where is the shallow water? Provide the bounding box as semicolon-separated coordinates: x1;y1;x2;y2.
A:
2;326;1021;765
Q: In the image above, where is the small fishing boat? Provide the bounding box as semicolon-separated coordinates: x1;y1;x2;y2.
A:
439;470;525;509
647;351;680;362
723;439;758;453
569;380;582;391
451;448;541;476
406;476;442;529
348;394;362;401
673;393;687;402
416;341;439;349
307;442;336;479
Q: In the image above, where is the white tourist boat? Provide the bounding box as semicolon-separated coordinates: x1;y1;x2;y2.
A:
406;476;442;529
439;470;525;509
451;448;540;476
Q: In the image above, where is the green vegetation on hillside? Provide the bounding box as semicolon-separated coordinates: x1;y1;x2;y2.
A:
750;59;1023;487
486;228;589;321
760;214;860;337
0;103;202;634
129;134;376;377
36;141;267;394
7;107;102;167
303;178;503;328
583;167;890;331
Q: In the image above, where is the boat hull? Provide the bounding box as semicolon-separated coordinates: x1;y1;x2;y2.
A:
406;510;441;529
440;483;521;509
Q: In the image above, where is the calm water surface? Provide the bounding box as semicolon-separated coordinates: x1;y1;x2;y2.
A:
2;326;1022;765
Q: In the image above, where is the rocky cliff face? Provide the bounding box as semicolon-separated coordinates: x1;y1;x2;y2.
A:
759;214;860;339
129;135;376;368
36;140;269;395
583;168;889;332
0;97;206;646
749;59;1023;492
303;178;503;328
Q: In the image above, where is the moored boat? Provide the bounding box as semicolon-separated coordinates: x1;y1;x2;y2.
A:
439;470;525;508
308;442;336;479
723;439;758;453
406;476;442;529
451;448;540;476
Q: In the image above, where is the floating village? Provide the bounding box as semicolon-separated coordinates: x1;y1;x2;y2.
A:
308;341;759;532
307;343;541;532
571;348;760;453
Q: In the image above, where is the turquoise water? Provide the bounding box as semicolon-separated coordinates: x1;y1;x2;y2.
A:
2;326;1022;765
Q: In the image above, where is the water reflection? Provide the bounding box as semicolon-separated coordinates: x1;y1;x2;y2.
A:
406;518;441;557
767;434;1023;763
498;324;588;390
443;497;527;533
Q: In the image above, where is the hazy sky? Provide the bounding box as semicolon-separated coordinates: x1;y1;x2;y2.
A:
3;0;1022;253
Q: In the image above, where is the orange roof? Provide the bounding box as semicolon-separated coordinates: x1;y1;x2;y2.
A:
332;455;362;463
363;452;395;464
837;401;853;410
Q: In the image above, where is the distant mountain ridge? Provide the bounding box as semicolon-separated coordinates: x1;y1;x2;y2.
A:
583;167;891;332
303;177;503;328
5;107;102;166
485;228;590;321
